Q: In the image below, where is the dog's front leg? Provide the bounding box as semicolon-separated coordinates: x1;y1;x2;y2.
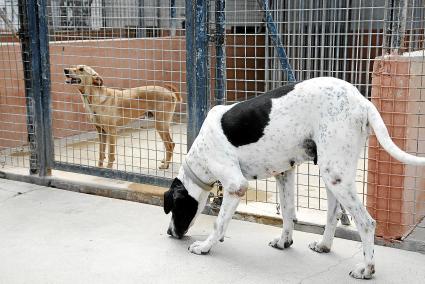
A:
269;169;296;249
188;190;240;255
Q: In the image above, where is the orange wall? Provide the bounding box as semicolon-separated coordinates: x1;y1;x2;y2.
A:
0;35;264;149
0;37;187;148
368;55;425;239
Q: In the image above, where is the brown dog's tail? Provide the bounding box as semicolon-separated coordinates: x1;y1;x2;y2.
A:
164;84;182;102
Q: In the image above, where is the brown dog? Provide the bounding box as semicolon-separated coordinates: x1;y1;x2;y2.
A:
64;65;180;169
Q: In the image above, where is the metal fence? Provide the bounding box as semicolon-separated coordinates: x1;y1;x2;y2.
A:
0;0;424;238
46;0;187;186
213;0;391;213
203;0;424;237
0;0;39;172
1;0;188;187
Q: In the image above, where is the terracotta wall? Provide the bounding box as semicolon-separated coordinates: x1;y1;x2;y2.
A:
223;34;265;101
0;43;27;149
0;37;188;149
0;35;264;149
368;54;425;239
49;36;188;138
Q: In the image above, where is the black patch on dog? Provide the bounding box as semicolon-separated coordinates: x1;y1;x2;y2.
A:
303;139;318;165
284;240;294;248
221;83;297;147
164;178;198;238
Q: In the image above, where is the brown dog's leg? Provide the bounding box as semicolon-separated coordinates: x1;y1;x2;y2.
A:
96;126;107;167
155;121;175;169
107;129;117;169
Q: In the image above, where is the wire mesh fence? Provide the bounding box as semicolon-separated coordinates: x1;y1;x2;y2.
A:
205;0;389;214
46;0;187;180
0;0;424;239
0;0;33;170
367;0;425;239
206;0;424;236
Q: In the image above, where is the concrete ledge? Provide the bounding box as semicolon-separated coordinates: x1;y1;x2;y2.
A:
0;170;164;206
1;168;424;254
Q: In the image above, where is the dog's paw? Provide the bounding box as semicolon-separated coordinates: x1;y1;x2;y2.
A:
159;163;169;170
349;263;375;279
269;237;293;250
188;241;211;255
309;241;331;253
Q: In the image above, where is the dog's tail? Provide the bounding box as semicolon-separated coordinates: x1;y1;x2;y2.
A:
367;100;425;165
164;84;182;102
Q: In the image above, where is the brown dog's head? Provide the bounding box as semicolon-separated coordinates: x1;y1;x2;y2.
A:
63;65;103;91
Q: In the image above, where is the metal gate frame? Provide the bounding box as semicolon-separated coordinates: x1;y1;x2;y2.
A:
18;0;53;177
18;0;175;188
16;0;410;189
17;0;221;188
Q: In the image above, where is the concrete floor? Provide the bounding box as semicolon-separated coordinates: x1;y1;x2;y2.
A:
0;179;424;284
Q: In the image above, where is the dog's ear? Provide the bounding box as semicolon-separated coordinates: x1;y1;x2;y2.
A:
163;189;174;214
92;75;103;86
164;178;185;214
173;189;187;206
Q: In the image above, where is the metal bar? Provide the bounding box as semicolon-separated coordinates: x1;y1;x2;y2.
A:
18;0;38;174
258;0;296;82
28;0;43;175
101;0;106;28
137;0;145;38
18;0;52;176
156;0;161;33
54;162;173;188
185;0;210;149
214;0;226;105
392;0;408;53
170;0;176;36
193;0;210;134
24;0;42;174
28;0;49;176
384;0;408;54
185;0;196;149
383;0;393;53
38;0;54;174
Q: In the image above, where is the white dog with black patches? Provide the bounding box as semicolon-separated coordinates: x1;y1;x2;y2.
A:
163;77;425;279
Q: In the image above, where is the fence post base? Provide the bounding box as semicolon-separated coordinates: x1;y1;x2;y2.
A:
368;53;425;239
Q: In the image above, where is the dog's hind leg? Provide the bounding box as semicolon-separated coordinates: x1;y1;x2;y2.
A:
320;165;376;279
155;121;175;169
309;188;341;253
96;126;107;167
188;190;240;255
106;129;117;169
269;169;296;249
